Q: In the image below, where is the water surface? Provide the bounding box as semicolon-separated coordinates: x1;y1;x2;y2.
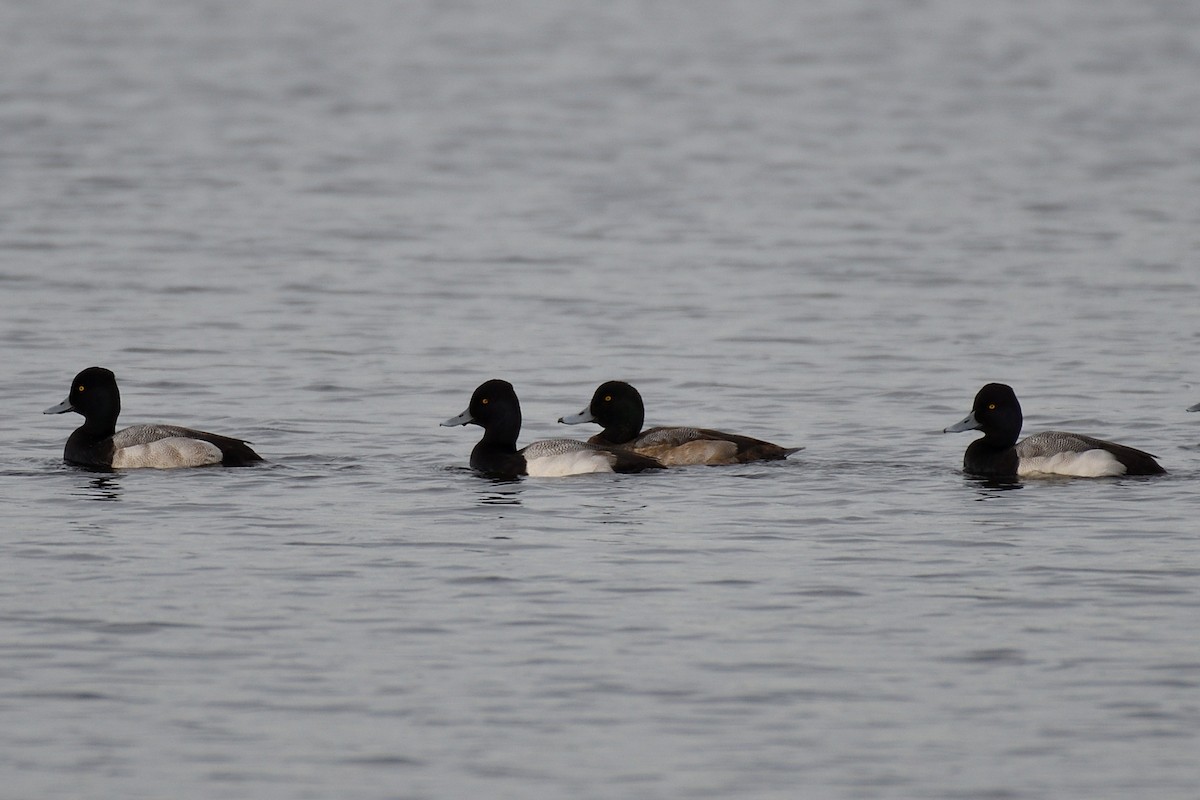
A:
2;1;1199;798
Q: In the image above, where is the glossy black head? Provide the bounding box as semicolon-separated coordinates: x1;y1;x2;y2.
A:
46;367;122;434
469;379;520;425
586;380;645;444
966;382;1024;446
441;379;523;448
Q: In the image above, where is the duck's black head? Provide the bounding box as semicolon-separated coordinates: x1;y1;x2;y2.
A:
45;366;122;433
946;382;1023;447
442;378;522;447
583;380;645;443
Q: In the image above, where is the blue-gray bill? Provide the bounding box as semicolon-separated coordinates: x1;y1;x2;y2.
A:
558;408;594;425
943;410;980;433
44;398;74;415
441;410;474;427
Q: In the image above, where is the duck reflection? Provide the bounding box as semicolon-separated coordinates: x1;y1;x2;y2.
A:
80;474;123;502
479;477;522;506
968;476;1024;499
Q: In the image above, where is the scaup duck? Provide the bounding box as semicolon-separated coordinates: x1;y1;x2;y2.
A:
442;379;664;479
944;382;1165;478
45;367;264;469
558;380;801;466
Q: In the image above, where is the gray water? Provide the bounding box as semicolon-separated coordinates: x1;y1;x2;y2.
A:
3;1;1200;798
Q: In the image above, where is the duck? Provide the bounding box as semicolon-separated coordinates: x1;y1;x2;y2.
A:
44;367;264;469
441;379;664;479
558;380;801;466
943;382;1165;478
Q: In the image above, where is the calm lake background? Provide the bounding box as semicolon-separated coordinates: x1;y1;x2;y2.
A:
2;1;1199;798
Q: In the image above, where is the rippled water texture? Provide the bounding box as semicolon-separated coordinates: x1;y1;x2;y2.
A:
2;1;1199;798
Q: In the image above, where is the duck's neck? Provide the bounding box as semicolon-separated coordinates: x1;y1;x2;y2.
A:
479;415;520;453
77;413;117;440
602;403;644;444
980;418;1021;449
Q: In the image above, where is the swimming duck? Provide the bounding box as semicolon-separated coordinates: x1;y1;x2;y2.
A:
944;382;1165;478
45;367;263;469
559;380;800;466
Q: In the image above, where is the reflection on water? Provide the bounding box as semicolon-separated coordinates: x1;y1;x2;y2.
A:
968;477;1025;499
478;479;523;506
77;475;122;502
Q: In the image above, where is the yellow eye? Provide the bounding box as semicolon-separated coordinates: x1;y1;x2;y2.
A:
78;386;85;392
604;395;612;402
987;403;996;410
481;398;489;405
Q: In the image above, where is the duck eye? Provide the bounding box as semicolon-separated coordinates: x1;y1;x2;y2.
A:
987;403;996;410
481;398;489;405
604;395;612;402
77;386;85;392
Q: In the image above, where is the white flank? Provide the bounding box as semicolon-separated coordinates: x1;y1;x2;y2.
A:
525;450;616;477
112;437;224;469
1018;449;1125;478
